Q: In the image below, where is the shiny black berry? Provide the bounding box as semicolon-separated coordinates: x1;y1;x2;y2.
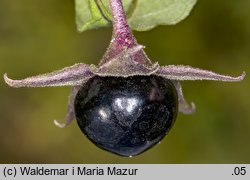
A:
74;75;178;156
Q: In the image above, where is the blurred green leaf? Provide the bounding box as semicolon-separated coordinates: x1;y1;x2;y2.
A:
75;0;111;31
75;0;197;32
128;0;198;31
75;0;133;31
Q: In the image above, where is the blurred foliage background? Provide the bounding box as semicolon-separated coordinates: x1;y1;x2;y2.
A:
0;0;249;163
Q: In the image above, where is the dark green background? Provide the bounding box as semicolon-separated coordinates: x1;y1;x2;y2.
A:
0;0;249;163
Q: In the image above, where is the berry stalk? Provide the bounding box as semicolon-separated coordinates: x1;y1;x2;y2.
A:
109;0;136;48
99;0;151;66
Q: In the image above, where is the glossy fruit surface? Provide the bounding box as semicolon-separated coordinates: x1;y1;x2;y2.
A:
74;75;178;156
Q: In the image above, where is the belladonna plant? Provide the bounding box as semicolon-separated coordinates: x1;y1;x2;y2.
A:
3;0;245;156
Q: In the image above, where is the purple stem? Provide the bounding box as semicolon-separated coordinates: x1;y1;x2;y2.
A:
109;0;136;48
99;0;151;66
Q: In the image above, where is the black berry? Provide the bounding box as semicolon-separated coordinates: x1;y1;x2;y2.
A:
74;75;178;156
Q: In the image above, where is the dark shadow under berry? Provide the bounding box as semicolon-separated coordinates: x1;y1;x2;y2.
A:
74;75;178;156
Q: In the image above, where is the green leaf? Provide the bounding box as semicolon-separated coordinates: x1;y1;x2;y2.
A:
75;0;197;32
75;0;111;32
128;0;197;31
